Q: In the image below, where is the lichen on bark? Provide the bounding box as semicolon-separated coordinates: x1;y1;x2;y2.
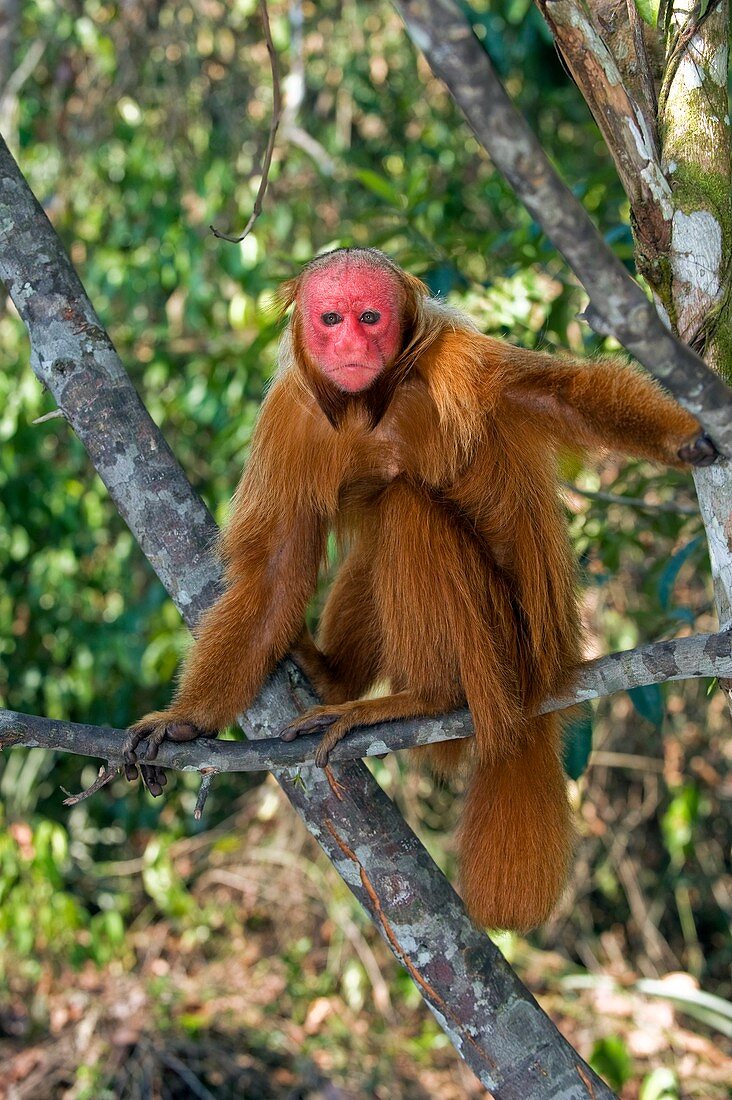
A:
657;0;732;371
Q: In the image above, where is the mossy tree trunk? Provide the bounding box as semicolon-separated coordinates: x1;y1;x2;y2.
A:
657;0;731;368
537;0;732;692
655;1;732;651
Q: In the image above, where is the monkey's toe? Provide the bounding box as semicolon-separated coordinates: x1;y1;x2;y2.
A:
123;720;170;795
124;719;168;764
124;713;215;797
280;707;340;742
313;719;353;767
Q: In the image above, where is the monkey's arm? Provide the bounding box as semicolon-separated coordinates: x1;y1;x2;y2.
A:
499;347;719;467
126;380;337;787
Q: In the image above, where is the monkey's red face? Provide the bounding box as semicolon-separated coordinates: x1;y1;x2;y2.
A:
300;264;403;393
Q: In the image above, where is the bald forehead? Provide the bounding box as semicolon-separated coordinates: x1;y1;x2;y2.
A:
301;255;404;307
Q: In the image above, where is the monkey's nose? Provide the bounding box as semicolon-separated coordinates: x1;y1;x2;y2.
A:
335;334;369;357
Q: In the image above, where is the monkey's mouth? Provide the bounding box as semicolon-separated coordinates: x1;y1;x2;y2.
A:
331;362;381;393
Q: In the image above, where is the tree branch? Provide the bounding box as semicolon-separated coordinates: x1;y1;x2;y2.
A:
562;481;698;515
535;0;671;262
0;134;615;1098
2;630;729;773
210;0;283;242
393;0;732;452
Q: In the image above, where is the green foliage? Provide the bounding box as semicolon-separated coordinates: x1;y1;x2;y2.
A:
627;683;665;727
0;814;128;973
640;1067;681;1100
142;837;197;920
662;783;702;869
633;0;661;27
590;1034;634;1090
562;703;594;780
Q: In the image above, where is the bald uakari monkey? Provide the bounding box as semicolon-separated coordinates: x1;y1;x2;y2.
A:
126;247;718;931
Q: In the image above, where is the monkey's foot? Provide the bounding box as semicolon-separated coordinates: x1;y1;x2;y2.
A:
679;433;720;467
124;712;217;796
280;705;355;767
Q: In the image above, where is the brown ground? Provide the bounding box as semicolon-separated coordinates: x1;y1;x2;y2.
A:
1;773;729;1100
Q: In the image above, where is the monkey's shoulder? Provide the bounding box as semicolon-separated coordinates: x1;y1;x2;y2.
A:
415;324;546;415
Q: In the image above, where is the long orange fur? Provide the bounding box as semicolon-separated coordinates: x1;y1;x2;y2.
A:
131;248;711;931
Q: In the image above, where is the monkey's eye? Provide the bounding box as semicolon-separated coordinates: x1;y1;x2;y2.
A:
321;312;343;326
359;311;381;325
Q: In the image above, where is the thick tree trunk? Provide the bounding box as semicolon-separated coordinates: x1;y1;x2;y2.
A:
656;0;732;712
534;0;732;698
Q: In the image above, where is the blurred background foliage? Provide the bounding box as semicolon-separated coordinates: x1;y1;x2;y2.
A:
0;0;729;1096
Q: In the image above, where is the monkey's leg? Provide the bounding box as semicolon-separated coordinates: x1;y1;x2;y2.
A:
372;480;525;762
283;508;468;763
292;544;382;705
282;480;523;770
280;689;459;767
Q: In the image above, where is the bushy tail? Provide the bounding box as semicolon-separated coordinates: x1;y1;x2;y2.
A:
459;713;574;932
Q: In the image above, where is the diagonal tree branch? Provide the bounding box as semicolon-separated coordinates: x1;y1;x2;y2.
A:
393;0;732;452
0;134;615;1098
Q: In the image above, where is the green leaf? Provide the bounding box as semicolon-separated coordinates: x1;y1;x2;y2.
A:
657;536;702;610
640;1067;680;1100
662;783;700;865
354;169;404;208
590;1035;633;1090
628;683;665;727
633;0;661;25
562;703;593;779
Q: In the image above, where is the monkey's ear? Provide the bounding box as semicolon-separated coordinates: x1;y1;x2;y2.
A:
274;277;300;320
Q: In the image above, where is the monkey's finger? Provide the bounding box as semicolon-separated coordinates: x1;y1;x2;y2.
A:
678;433;720;467
140;763;168;797
138;722;171;761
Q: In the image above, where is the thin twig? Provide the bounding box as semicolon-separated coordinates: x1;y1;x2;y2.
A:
158;1051;216;1100
1;38;45;102
62;763;117;805
561;481;698;516
210;0;283;242
625;0;659;132
194;769;217;820
657;2;722;117
589;750;665;773
32;408;65;425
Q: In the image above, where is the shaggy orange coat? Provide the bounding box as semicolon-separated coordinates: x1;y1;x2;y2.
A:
131;261;709;931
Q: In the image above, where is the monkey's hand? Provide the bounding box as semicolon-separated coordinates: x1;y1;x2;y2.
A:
678;433;720;467
124;711;218;796
280;704;355;768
